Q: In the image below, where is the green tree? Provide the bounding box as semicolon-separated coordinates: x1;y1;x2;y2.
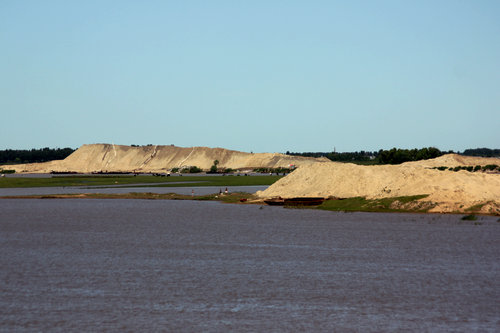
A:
210;160;219;173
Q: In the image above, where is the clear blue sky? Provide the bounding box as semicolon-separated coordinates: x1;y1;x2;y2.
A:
1;1;499;153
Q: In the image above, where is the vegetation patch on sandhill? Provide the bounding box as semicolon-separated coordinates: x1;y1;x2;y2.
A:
317;195;433;213
432;164;500;173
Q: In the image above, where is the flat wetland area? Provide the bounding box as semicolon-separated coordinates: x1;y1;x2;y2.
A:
0;174;283;188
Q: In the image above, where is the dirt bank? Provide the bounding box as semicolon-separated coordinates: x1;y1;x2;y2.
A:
256;154;500;215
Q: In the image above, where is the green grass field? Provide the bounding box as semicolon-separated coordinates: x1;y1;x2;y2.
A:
0;175;283;188
317;195;431;213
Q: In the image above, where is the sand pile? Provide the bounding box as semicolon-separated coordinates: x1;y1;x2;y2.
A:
4;144;329;174
404;154;500;168
256;154;500;214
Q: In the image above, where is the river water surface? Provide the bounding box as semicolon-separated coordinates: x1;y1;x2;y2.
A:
0;185;269;197
1;199;499;332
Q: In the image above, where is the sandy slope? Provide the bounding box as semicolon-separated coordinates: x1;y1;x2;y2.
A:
256;154;500;215
3;144;329;173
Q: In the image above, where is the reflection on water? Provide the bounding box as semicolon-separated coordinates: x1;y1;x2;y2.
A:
0;185;268;196
0;199;499;331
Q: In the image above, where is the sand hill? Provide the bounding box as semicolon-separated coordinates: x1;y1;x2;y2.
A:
3;144;329;174
256;154;500;215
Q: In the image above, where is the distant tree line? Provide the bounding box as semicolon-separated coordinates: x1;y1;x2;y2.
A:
1;146;498;166
461;148;500;157
289;148;442;164
376;147;444;164
286;150;378;163
287;147;499;165
0;147;75;164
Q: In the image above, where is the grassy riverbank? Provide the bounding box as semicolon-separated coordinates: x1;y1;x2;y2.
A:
0;191;428;213
2;191;497;216
318;195;433;213
0;175;282;188
0;191;432;213
2;185;496;216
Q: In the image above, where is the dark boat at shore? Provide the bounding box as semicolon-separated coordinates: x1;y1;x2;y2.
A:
284;197;325;206
264;197;325;206
264;197;285;206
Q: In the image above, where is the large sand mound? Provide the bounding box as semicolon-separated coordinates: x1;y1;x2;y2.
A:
3;144;329;174
257;154;500;214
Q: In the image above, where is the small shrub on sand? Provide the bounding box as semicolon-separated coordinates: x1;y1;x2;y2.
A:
482;164;499;171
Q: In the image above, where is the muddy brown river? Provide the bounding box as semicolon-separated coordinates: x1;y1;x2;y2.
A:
1;199;499;332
